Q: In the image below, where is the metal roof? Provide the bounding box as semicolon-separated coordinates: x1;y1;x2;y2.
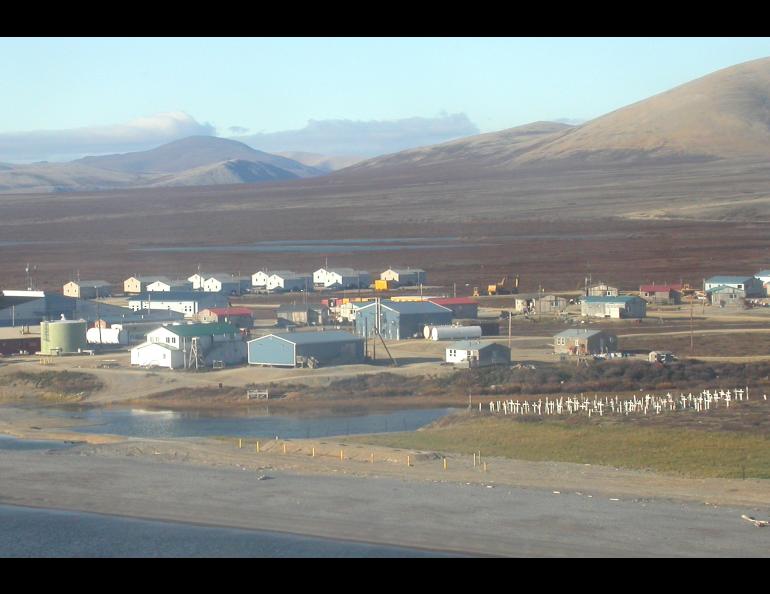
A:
130;292;227;301
357;300;452;315
555;329;606;338
639;284;682;293
250;330;361;345
706;275;754;284
158;322;239;337
68;280;111;287
202;307;253;316
582;295;641;303
448;340;504;350
429;297;477;306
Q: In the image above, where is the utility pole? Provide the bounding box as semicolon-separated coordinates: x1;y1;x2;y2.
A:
508;309;512;349
690;293;694;354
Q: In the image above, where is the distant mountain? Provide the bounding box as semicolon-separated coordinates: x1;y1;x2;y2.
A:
339;57;770;180
77;136;323;178
274;151;366;172
149;159;301;187
0;136;325;193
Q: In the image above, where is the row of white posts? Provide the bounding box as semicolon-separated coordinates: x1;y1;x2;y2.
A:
484;387;765;417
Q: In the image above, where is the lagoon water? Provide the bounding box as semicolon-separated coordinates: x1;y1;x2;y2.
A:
47;406;457;440
0;505;461;557
0;434;75;451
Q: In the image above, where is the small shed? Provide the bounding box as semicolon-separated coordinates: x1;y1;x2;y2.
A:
445;341;510;367
63;280;112;299
198;307;254;328
354;300;452;340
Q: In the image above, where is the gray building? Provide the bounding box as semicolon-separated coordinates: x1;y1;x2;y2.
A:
248;331;364;367
581;295;646;319
354;300;452;340
707;285;746;307
445;341;510;367
554;329;618;355
63;280;112;299
704;276;764;298
277;304;328;326
588;283;619;297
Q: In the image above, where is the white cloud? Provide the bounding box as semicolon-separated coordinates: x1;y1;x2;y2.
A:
231;113;480;157
0;112;216;163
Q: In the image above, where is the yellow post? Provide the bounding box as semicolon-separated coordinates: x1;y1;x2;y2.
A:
370;452;374;464
283;443;286;454
407;455;411;466
340;449;344;461
238;438;242;449
473;452;476;467
312;447;315;457
443;458;447;471
483;462;487;472
255;442;259;453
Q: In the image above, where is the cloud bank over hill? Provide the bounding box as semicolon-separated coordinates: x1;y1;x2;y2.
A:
231;113;480;157
0;112;216;163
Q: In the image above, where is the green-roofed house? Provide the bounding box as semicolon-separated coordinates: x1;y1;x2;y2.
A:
130;322;245;369
581;295;647;319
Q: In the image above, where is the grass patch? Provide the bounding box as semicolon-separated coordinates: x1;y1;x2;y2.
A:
351;415;770;479
4;370;104;402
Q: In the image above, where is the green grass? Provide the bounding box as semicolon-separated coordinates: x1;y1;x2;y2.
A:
350;416;770;479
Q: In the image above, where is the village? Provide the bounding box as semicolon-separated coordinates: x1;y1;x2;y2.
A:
1;260;770;384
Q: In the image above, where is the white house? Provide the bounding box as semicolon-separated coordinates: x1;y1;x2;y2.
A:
124;276;170;294
704;276;764;297
202;274;249;295
130;322;245;369
188;272;231;291
380;268;427;286
266;272;313;292
146;279;193;292
315;268;371;289
445;341;510;367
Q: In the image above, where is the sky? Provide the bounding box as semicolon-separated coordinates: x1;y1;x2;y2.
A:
2;37;770;162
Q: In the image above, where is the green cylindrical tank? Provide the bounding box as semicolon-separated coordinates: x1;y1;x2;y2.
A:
40;318;88;355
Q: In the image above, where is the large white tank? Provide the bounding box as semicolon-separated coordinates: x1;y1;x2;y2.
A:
430;325;483;341
423;325;433;339
86;327;127;345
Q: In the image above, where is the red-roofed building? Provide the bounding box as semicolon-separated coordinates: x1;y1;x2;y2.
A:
428;297;478;319
639;284;682;305
197;307;254;328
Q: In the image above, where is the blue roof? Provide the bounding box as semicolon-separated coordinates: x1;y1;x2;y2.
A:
130;292;227;301
250;331;362;345
582;295;641;303
358;300;451;315
706;276;754;284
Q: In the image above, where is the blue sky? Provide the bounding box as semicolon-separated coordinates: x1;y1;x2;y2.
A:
1;37;770;161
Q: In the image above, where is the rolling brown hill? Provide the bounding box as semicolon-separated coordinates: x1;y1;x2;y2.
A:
341;57;770;179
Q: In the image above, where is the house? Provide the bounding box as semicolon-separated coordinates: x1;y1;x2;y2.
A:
707;285;746;307
704;276;764;297
124;276;170;294
533;294;568;315
188;272;231;291
197;307;254;328
266;272;313;293
202;274;249;295
380;268;427;287
353;300;452;340
62;280;112;299
130;322;245;369
248;331;364;368
554;329;618;355
277;304;328;326
588;283;619;297
146;279;194;292
445;341;510;367
581;295;646;319
128;292;229;317
639;284;683;304
313;268;371;289
428;297;478;319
